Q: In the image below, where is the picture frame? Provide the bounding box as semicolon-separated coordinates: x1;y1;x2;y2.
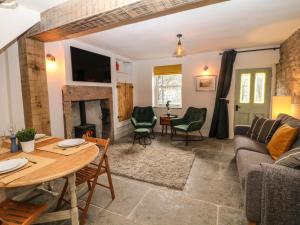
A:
195;75;216;91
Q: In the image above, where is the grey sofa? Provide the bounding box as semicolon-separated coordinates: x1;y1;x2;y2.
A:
234;114;300;225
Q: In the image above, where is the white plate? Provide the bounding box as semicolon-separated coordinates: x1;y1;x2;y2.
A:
57;139;85;148
35;134;46;140
0;158;28;174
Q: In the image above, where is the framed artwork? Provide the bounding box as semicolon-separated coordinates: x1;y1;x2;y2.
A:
195;75;216;91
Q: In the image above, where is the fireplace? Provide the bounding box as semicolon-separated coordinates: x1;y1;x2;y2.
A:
62;85;114;141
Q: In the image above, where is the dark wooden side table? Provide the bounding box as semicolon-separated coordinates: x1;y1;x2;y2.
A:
160;115;178;136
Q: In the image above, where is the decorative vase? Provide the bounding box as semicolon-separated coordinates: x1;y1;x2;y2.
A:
20;140;35;153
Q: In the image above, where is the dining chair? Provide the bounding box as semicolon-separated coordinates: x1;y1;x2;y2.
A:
0;199;47;225
56;137;115;225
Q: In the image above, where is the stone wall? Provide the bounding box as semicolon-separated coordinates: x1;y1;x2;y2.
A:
276;28;300;104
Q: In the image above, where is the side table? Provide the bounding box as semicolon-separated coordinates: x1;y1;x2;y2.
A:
160;115;178;136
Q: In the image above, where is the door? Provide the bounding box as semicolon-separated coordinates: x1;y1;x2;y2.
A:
234;68;272;125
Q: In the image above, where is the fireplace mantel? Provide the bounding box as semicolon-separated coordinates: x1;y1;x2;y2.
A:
62;85;114;140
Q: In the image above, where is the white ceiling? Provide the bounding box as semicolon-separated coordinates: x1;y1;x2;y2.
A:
0;0;67;49
78;0;300;60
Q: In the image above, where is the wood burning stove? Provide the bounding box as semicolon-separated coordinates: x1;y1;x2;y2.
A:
74;101;96;138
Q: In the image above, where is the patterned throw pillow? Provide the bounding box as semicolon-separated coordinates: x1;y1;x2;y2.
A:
275;147;300;168
247;116;281;144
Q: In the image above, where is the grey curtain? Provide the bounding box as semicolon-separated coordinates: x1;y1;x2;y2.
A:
209;50;237;139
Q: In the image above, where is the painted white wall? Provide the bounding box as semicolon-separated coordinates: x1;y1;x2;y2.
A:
0;42;25;134
0;6;40;49
45;39;135;139
133;48;280;138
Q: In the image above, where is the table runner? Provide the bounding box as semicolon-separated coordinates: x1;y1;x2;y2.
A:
37;141;96;156
0;152;56;185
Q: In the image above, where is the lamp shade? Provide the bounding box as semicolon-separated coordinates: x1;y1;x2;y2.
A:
272;96;291;119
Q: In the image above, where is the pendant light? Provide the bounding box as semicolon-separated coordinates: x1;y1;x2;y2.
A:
173;34;186;58
0;0;18;9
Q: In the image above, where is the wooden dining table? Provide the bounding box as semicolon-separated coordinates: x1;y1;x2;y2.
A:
0;138;99;225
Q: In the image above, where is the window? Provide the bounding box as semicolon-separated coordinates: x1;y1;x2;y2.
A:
254;72;266;104
154;74;182;107
239;73;251;103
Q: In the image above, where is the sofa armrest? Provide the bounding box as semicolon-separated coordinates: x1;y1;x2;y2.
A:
245;164;263;223
234;125;250;136
245;164;300;223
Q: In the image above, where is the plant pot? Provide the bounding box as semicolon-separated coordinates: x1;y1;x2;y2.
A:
20;140;35;153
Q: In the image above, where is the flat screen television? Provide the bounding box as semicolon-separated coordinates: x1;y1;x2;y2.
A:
70;46;111;83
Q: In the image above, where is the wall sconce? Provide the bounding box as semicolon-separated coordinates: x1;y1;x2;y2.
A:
203;65;209;75
46;53;56;70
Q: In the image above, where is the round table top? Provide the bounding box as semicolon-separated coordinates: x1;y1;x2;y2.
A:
0;138;99;188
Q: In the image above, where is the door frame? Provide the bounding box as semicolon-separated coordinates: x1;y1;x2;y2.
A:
234;67;273;126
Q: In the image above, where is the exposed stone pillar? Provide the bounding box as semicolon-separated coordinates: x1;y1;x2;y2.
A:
276;28;300;104
18;37;51;134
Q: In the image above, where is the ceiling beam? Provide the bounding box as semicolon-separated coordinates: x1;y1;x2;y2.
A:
28;0;228;42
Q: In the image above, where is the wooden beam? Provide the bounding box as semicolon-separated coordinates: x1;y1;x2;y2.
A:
18;37;51;134
28;0;228;42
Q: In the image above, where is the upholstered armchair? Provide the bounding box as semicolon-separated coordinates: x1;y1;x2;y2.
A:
171;107;207;145
131;106;157;137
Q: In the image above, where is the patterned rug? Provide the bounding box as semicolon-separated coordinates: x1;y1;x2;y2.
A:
108;140;195;190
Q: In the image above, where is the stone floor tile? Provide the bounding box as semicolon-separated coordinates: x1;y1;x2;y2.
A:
130;189;217;225
80;177;150;216
185;176;243;208
218;206;247;225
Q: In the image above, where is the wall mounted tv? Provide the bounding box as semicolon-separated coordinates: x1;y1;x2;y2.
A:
71;46;111;83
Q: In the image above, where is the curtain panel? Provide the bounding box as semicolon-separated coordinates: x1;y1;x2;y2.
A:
209;50;237;139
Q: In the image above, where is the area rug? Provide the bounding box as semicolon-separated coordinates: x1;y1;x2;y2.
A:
108;142;195;190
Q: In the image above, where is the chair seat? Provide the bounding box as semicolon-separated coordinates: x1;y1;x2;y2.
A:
0;199;47;225
173;124;189;131
135;122;153;128
76;166;105;186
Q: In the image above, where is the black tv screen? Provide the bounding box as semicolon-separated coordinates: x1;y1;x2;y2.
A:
71;46;111;83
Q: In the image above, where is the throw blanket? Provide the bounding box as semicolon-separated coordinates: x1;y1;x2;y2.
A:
261;163;300;225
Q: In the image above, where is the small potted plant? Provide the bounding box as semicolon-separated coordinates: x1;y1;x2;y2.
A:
166;100;171;116
16;128;36;153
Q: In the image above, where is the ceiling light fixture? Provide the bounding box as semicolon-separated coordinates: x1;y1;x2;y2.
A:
0;0;18;9
173;34;186;58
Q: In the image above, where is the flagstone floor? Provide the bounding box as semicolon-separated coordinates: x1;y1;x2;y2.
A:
58;135;246;225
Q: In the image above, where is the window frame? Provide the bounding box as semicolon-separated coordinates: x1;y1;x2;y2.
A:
153;74;183;108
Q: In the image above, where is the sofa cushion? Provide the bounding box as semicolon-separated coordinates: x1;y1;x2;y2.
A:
173;124;189;131
236;150;274;190
277;113;300;149
234;135;269;155
267;124;299;160
275;147;300;168
248;117;281;143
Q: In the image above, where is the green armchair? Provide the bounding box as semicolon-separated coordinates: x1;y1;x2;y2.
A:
131;106;157;137
171;107;207;145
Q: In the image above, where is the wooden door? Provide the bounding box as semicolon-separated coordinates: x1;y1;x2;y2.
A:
234;68;272;125
117;82;133;122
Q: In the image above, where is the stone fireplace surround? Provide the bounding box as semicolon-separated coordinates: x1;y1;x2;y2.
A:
62;85;114;141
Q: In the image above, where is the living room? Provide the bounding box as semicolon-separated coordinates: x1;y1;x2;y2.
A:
0;0;300;225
